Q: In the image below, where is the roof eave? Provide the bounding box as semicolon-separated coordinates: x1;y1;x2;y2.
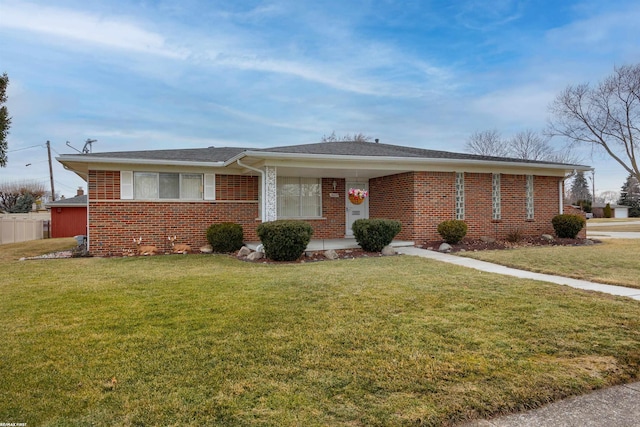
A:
56;155;227;168
242;151;593;171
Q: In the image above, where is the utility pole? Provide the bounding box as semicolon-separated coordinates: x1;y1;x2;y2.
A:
592;170;596;202
46;140;55;201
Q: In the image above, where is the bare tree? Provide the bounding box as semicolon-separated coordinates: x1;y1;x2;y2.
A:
508;129;555;161
465;129;509;157
548;63;640;183
321;131;373;143
466;128;581;164
595;190;619;205
0;180;46;213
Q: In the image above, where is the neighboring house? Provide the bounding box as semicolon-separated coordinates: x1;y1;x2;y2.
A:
57;140;592;256
592;203;629;219
45;188;88;238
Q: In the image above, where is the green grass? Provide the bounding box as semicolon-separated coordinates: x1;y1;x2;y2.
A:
462;239;640;290
1;240;639;426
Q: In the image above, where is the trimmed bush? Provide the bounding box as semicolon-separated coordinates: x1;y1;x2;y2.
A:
256;220;313;261
352;219;402;252
206;222;244;253
437;220;468;244
551;214;586;238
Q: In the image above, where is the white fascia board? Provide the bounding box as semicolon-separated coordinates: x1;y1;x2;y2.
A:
56;155;227;168
241;151;593;172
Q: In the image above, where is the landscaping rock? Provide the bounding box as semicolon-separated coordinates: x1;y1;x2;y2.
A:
247;251;264;261
255;244;265;253
381;245;396;256
583;239;595;245
541;234;555;241
480;236;496;243
324;249;339;260
237;246;251;257
438;243;452;252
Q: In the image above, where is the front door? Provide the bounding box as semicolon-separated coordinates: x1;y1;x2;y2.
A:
346;181;369;236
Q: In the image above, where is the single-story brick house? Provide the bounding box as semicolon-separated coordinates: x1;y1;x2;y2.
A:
45;188;88;238
57;140;592;256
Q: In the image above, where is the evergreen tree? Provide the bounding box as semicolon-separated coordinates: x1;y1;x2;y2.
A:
569;171;592;204
618;173;640;216
0;72;10;167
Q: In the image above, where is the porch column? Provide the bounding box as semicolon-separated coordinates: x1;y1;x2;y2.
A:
264;166;277;222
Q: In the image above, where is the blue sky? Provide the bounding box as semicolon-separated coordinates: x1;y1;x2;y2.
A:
1;0;639;197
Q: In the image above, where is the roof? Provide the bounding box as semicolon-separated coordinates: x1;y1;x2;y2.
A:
258;140;574;165
56;140;592;181
58;140;589;166
45;194;87;208
72;146;248;163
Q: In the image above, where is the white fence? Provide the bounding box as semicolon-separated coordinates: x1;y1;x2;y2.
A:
0;212;51;245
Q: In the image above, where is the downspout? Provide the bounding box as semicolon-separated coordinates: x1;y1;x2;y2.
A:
236;159;266;222
65;167;90;251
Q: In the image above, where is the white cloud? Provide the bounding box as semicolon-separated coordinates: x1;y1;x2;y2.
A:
0;1;186;58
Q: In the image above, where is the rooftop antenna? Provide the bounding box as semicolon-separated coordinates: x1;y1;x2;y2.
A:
66;138;97;154
82;138;97;153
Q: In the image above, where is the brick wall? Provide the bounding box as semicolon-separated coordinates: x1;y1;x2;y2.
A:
87;168;569;255
307;178;346;238
88;171;120;200
371;171;562;243
88;170;260;256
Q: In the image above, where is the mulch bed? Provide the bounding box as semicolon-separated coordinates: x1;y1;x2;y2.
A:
420;236;600;253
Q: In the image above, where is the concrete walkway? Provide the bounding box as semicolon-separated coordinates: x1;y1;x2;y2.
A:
396;246;640;301
459;381;640;427
395;246;640;426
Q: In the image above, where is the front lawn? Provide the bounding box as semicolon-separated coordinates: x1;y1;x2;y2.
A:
461;239;640;290
1;242;639;426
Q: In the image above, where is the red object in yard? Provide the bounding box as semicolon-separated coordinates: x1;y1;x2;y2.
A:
46;188;87;238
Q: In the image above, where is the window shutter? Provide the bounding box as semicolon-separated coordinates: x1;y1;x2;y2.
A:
120;171;133;199
204;174;215;200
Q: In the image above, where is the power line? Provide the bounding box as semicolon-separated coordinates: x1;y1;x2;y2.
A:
7;144;45;153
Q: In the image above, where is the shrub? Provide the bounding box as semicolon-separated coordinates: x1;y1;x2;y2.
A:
352;219;402;252
206;222;244;253
437;220;468;244
256;220;313;261
629;207;640;218
603;203;612;218
505;228;523;243
551;214;586;238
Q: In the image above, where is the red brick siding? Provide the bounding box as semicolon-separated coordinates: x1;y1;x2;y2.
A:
89;201;259;256
369;172;416;240
89;171;120;200
370;172;562;242
216;175;259;201
87;170;260;256
306;178;347;238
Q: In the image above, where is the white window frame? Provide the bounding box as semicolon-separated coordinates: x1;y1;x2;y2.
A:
277;177;322;219
455;172;465;220
526;175;535;220
130;172;206;200
492;173;501;220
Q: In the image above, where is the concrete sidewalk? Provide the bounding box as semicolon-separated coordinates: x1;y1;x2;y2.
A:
459;381;640;427
395;246;640;426
396;246;640;301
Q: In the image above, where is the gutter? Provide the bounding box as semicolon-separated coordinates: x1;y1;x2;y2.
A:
240;150;593;172
236;159;267;222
